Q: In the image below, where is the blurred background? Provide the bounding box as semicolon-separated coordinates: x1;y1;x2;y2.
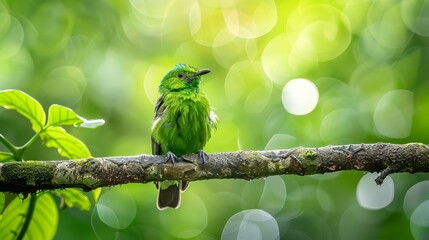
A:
0;0;429;239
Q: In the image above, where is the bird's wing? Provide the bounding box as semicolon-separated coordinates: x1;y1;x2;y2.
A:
152;96;166;155
151;137;161;155
154;96;165;118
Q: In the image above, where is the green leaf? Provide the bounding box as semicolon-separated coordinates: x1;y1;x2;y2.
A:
92;188;102;203
0;152;14;162
0;90;46;133
55;189;91;211
47;104;105;128
40;126;91;159
0;193;5;213
0;194;58;240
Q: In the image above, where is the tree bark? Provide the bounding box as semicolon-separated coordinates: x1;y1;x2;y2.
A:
0;143;428;193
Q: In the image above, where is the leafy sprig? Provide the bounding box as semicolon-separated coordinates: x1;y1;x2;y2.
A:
0;89;104;161
0;89;104;240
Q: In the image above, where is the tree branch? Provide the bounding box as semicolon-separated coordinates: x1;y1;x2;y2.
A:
0;143;428;193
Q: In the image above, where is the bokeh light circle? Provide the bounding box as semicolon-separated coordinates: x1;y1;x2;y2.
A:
91;206;118;240
350;64;397;99
125;0;194;40
241;177;286;216
320;108;366;144
261;33;292;84
401;0;429;37
224;60;273;113
129;0;172;18
212;36;257;69
43;66;87;105
410;200;429;239
222;0;277;39
286;4;351;62
403;181;429;219
281;78;319;115
96;189;137;229
222;209;279;240
190;1;233;47
317;187;335;212
258;176;287;215
356;173;394;210
0;48;34;90
29;3;73;56
159;192;208;238
0;3;10;34
367;4;411;50
374;90;413;139
343;0;372;34
265;134;297;150
354;26;400;62
0;15;24;60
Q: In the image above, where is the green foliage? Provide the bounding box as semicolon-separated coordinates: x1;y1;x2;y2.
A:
0;193;4;213
0;89;104;160
0;90;45;133
91;188;102;203
0;152;13;162
0;194;58;240
47;104;105;129
56;189;91;211
40;127;91;159
0;89;104;239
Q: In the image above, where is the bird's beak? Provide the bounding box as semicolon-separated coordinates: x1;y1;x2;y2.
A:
193;69;211;77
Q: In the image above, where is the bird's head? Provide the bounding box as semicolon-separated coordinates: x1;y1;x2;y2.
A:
159;64;210;94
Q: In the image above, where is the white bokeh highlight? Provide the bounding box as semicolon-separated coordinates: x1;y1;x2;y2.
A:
410;200;429;240
281;78;319;115
258;176;287;215
356;173;394;210
222;209;279;240
403;181;429;219
374;90;413;139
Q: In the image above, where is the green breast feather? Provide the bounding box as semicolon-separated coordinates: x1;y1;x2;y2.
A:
152;91;216;156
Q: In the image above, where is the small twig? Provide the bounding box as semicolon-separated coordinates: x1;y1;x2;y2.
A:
375;165;398;185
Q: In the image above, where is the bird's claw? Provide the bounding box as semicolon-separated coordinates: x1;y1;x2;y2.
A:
197;150;208;165
166;151;178;165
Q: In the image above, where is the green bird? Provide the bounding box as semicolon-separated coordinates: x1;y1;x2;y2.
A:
151;64;217;210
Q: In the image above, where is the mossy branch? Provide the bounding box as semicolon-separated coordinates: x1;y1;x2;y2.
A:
0;143;428;193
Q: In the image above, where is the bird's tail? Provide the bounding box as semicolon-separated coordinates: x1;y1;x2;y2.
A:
156;181;189;210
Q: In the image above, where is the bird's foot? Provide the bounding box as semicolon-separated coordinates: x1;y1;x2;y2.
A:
197;150;208;165
166;151;178;165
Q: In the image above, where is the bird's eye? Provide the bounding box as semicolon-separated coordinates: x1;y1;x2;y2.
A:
178;74;184;78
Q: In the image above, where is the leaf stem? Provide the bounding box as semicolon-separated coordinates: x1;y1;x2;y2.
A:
0;133;19;159
16;194;37;240
0;131;42;161
16;131;42;160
